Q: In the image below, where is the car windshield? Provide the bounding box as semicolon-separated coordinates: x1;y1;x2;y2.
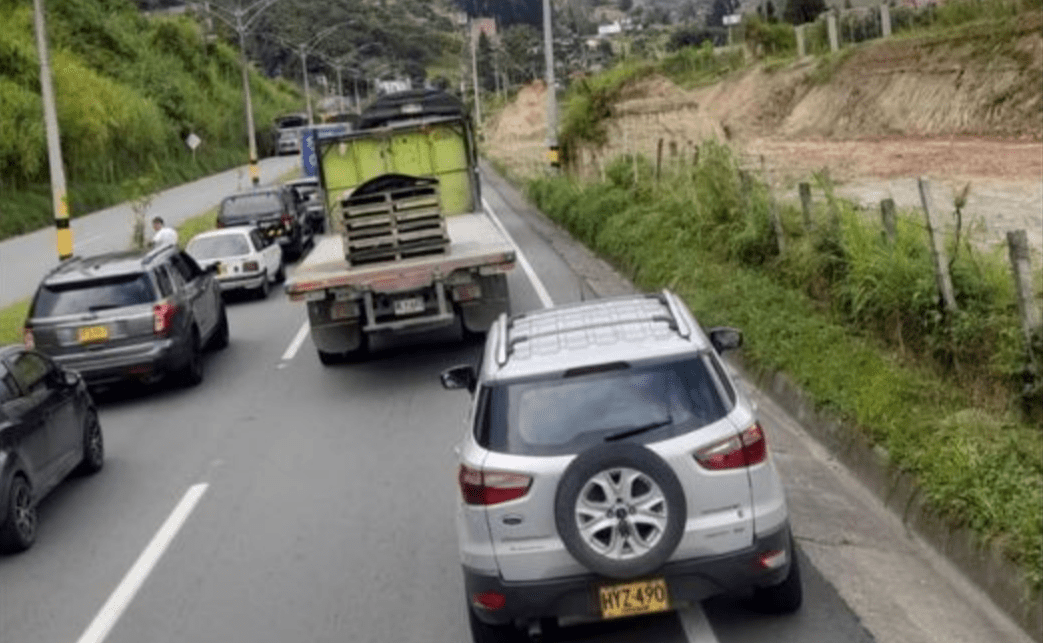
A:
481;356;730;456
32;274;155;317
221;193;281;217
188;234;251;259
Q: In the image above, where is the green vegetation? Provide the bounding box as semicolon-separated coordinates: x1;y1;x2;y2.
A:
525;142;1043;592
0;300;31;346
0;0;299;241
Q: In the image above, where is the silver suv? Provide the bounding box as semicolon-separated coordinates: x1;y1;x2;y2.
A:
23;246;229;389
440;291;801;641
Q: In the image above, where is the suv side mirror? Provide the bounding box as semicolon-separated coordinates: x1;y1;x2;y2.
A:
440;365;477;393
708;327;743;354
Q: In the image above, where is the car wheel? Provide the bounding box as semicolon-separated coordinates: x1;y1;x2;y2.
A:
317;331;368;366
209;307;230;351
178;329;204;387
468;607;523;643
554;442;686;580
76;409;104;475
0;476;37;553
750;535;803;614
255;271;270;299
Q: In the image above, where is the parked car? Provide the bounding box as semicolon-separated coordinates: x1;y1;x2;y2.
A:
23;245;229;389
440;291;802;642
0;345;103;553
186;227;283;300
217;186;311;260
284;176;328;234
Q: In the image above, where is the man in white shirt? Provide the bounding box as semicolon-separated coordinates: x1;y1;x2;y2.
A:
151;216;177;248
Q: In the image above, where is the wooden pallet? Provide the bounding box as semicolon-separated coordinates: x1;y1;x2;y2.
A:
341;181;450;264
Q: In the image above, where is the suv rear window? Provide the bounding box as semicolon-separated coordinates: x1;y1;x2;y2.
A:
480;356;730;456
32;274;155;317
220;193;282;218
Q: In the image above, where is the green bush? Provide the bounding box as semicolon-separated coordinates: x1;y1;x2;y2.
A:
0;0;299;239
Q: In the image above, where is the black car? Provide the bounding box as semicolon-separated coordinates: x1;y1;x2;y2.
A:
23;245;229;389
217;186;312;259
0;345;103;553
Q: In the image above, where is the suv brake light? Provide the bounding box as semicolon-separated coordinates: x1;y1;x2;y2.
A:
23;328;34;349
153;301;179;335
458;464;531;505
694;423;768;470
282;211;293;227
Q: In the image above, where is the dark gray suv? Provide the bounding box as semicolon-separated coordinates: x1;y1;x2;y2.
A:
23;246;229;388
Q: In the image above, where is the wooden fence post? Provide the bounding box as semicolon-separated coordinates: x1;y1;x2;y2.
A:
799;182;813;231
656;138;664;183
795;24;806;58
880;198;896;244
918;177;957;313
693;144;700;166
881;4;892;38
827;14;840;52
1007;230;1042;351
762;157;785;255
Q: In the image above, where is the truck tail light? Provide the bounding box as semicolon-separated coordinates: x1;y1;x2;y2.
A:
694;423;768;470
458;464;531;505
153;301;179;335
23;327;34;349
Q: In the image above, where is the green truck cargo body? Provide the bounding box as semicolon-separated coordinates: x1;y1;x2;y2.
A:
286;95;514;364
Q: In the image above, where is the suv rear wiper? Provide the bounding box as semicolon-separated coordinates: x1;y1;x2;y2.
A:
88;304;120;312
604;419;672;442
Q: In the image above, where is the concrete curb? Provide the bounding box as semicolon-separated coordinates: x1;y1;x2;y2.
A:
731;362;1042;643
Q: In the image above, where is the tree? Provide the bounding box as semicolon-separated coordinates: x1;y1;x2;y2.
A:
783;0;827;25
618;0;633;11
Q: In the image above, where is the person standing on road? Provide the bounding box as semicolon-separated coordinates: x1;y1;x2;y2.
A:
151;216;177;248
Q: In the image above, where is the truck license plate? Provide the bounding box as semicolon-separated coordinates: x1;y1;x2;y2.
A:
393;296;425;316
598;578;669;620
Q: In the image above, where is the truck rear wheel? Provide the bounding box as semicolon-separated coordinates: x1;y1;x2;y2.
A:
317;334;368;366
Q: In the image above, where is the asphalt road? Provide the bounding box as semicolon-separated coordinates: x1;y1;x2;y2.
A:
0;164;1032;643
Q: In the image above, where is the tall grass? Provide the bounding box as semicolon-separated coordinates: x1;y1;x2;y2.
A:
526;143;1043;591
0;0;300;240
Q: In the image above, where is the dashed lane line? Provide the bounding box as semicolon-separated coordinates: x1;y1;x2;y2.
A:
75;483;209;643
482;197;555;310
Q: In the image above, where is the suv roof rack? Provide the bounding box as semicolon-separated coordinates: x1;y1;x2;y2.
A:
495;291;690;367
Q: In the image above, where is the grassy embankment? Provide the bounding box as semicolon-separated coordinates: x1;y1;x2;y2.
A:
498;0;1043;596
0;0;300;240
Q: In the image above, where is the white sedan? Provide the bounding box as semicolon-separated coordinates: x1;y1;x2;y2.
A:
186;227;283;299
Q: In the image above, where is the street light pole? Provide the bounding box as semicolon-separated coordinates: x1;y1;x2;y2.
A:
32;0;72;259
542;0;559;168
206;0;284;186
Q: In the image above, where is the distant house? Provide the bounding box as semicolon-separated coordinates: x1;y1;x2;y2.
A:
597;21;623;37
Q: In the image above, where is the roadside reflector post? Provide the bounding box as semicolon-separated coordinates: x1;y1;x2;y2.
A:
33;0;73;260
880;198;896;245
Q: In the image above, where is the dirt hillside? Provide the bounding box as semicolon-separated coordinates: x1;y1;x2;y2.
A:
485;16;1043;251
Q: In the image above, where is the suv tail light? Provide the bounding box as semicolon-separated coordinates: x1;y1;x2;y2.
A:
23;327;34;349
694;423;768;470
458;464;531;506
282;211;293;228
153;301;179;335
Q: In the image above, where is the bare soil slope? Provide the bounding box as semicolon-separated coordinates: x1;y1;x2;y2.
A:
485;16;1043;250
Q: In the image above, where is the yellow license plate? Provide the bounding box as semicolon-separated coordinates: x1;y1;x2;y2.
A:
598;578;669;619
78;325;109;343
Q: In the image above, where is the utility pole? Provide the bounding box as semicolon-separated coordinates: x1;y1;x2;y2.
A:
32;0;72;259
542;0;559;168
469;18;482;130
206;0;284;186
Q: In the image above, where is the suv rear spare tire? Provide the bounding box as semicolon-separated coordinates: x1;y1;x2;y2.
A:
554;442;686;579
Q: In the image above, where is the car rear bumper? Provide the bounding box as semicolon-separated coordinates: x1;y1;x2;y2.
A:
217;272;266;291
464;523;793;628
51;338;182;386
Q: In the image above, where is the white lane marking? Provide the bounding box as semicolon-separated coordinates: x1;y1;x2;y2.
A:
679;605;721;643
281;321;310;362
76;483;209;643
481;197;554;309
